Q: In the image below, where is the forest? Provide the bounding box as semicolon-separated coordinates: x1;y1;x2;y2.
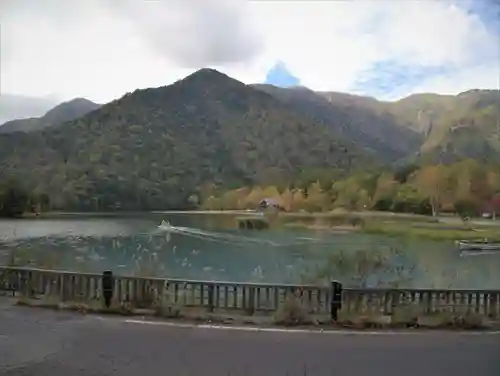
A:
0;181;50;217
3;159;500;219
0;70;498;216
201;159;500;219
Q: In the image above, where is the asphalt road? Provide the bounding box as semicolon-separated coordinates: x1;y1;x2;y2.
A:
0;301;499;376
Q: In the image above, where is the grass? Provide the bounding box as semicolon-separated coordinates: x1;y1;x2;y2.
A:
30;209;498;242
362;220;500;241
271;207;500;241
12;294;498;331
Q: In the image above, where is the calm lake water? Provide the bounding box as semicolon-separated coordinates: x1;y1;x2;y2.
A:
0;213;499;289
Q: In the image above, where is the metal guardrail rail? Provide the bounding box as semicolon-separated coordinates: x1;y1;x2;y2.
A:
1;266;499;318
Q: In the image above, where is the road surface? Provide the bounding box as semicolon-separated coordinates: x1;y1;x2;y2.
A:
0;301;499;376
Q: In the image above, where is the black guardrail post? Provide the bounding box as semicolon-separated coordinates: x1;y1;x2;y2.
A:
330;280;342;321
102;270;114;308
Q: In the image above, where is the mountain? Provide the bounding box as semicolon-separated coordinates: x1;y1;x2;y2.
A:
0;69;377;211
252;84;423;162
0;98;101;134
0;94;57;125
385;89;500;163
254;85;500;164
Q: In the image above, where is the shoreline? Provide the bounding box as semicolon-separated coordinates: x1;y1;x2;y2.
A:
13;209;443;218
4;209;500;242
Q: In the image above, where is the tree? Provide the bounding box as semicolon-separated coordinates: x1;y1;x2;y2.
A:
490;195;500;220
372;196;393;211
201;195;222;210
0;182;30;217
187;194;199;208
454;198;480;220
331;178;361;210
372;173;397;205
394;164;419;184
304;182;329;212
290;189;306;211
243;187;264;209
414;165;446;216
261;186;283;206
220;188;249;209
281;188;294;212
392;184;432;215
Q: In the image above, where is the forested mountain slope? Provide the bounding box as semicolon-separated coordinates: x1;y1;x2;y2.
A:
0;69;376;210
252;84;423;162
0;98;101;134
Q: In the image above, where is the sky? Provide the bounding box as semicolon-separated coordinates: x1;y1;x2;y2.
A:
0;0;499;104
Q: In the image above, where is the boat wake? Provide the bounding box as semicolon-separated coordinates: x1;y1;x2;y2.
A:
156;220;332;247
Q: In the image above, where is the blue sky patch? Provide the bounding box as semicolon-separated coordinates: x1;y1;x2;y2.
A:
264;61;300;87
350;60;454;100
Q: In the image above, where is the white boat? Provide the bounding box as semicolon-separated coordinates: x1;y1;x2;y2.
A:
456;239;500;251
157;220;174;231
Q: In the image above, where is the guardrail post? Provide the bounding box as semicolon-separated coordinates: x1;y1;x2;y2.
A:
248;287;256;315
330;281;342;321
102;270;114;308
207;283;214;313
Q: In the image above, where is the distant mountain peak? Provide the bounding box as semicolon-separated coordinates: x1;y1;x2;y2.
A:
43;97;100;118
65;97;99;105
0;97;100;134
181;68;234;83
166;67;248;97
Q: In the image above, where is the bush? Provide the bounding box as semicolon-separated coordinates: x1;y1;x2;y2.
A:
391;198;432;215
454;198;480;219
373;197;393;211
273;293;313;326
349;216;364;227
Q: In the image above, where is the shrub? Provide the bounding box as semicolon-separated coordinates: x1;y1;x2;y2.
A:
273;293;313;326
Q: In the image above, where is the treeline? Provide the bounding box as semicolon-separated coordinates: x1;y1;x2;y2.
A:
200;159;500;218
0;181;50;217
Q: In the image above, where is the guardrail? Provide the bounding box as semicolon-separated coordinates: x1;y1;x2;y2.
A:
1;266;500;319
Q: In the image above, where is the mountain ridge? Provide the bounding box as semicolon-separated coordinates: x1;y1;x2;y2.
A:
0;69;497;212
0;68;377;211
0;94;58;125
0;98;101;134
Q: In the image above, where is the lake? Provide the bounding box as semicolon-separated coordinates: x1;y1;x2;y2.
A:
0;213;499;289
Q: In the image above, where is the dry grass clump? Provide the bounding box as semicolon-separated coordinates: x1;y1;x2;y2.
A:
273;293;315;326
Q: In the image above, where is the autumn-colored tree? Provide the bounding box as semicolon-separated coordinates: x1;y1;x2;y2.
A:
414;165;446;216
290;189;306;211
198;161;500;217
331;178;361;210
304;182;329;212
262;186;283;202
355;189;370;210
242;187;264;208
392;184;431;215
197;182;217;203
281;188;294;211
372;173;397;204
201;195;221;210
486;170;500;199
490;194;500;220
220;189;248;209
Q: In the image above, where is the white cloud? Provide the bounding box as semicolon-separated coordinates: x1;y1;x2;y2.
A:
247;0;499;95
409;62;500;96
0;0;498;104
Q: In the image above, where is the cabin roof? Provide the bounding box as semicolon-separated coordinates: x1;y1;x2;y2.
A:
260;198;279;205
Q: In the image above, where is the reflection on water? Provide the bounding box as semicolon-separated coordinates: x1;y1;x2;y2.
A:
0;214;499;289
